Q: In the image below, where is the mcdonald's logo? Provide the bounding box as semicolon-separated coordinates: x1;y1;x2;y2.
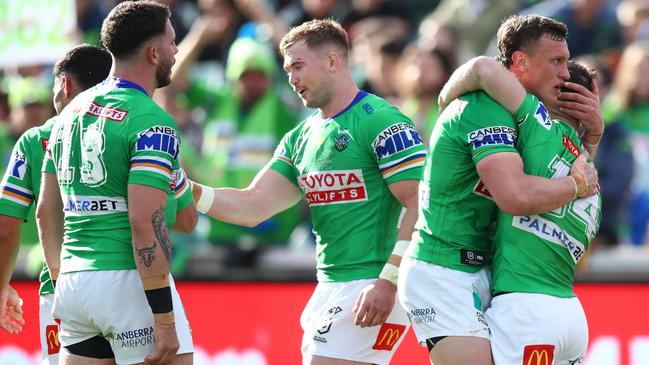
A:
45;324;61;355
523;344;555;365
372;323;406;351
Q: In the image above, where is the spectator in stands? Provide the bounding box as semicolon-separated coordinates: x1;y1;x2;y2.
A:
172;35;302;265
604;41;649;247
396;44;454;143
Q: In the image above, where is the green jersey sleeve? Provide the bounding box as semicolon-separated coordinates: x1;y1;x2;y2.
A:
365;105;426;184
127;115;180;192
269;125;300;187
457;92;519;164
172;168;193;210
0;131;36;219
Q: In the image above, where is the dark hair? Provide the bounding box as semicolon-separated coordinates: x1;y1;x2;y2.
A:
561;60;598;92
53;44;112;89
496;15;568;68
279;19;350;58
101;1;170;59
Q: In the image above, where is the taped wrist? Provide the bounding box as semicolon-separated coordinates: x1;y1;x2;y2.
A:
379;263;399;286
142;275;174;324
570;173;587;198
196;184;214;214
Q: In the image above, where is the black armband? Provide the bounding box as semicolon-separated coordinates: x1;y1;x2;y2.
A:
144;286;173;314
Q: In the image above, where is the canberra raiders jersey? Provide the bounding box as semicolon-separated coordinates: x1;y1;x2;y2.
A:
492;116;602;297
410;91;544;272
44;78;181;273
0;117;55;295
270;91;426;282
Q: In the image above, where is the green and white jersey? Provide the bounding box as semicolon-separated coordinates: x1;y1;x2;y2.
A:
44;78;181;274
0;118;55;295
410;91;544;272
270;91;426;282
492;115;602;298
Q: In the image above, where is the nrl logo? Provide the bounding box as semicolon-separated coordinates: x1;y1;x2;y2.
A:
334;129;353;152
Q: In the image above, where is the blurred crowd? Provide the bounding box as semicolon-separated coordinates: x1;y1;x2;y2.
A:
2;0;649;278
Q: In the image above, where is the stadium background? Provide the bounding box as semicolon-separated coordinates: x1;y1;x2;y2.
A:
1;0;649;364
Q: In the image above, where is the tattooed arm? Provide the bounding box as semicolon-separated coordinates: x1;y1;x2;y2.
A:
128;183;179;362
128;184;172;274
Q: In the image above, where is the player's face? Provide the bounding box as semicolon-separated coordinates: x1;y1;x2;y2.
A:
283;40;334;110
155;19;178;88
517;36;570;107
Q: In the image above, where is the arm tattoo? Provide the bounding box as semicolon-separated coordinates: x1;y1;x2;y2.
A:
152;208;171;262
136;242;156;267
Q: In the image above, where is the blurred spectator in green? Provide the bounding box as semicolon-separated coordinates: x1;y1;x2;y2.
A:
395;44;454;144
2;76;53;273
171;36;303;265
603;41;649;246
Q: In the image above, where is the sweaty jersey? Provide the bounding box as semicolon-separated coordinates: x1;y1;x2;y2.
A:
270;91;426;282
492;117;602;297
410;91;546;272
44;78;181;273
0;118;55;295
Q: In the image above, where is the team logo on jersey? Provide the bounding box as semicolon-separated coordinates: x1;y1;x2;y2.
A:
84;101;128;122
562;134;581;158
362;103;374;114
467;126;517;149
298;170;367;205
41;137;49;151
373;123;423;158
136;126;179;159
334;129;353;152
8;151;27;180
523;345;555;365
534;102;552;130
372;323;406;351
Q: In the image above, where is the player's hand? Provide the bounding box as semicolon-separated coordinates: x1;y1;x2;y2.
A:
353;278;396;328
0;286;25;334
558;80;604;137
144;322;179;365
570;153;599;198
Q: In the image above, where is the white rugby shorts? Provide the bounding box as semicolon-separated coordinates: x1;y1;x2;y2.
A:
39;293;60;365
397;255;492;344
52;270;193;364
486;293;588;365
301;278;410;365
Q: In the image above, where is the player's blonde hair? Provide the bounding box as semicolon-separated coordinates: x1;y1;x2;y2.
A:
279;19;349;59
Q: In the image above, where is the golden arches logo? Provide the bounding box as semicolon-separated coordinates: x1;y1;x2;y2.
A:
527;349;550;365
46;325;60;354
372;323;406;351
377;328;401;347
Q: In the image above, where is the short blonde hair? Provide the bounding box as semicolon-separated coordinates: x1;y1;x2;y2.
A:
279;19;349;58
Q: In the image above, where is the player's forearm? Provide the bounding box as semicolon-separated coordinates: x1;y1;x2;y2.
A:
207;186;271;227
36;174;63;279
505;175;577;215
0;217;21;288
173;203;197;233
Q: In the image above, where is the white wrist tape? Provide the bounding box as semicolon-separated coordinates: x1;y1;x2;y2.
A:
379;263;399;286
196;184;214;214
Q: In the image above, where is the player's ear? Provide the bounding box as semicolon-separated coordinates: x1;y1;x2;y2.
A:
511;50;527;71
62;76;73;99
147;45;159;66
326;51;338;71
